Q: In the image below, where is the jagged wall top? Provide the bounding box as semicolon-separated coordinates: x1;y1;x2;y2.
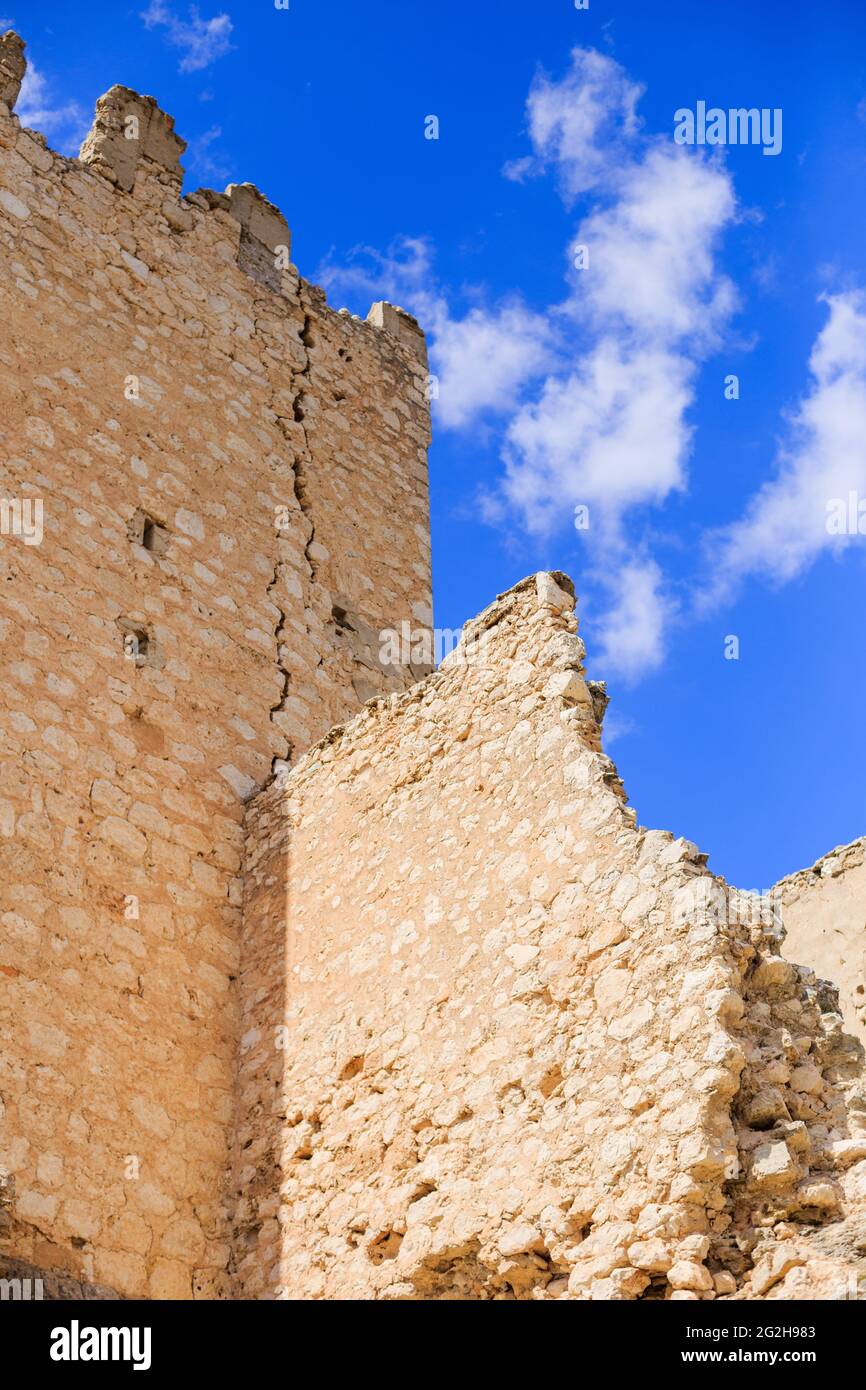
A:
79;84;186;193
0;30;24;109
0;29;426;359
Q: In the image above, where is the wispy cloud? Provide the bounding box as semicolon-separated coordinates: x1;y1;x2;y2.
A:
17;60;89;155
141;2;233;74
185;124;232;183
503;47;643;199
703;291;866;603
494;53;737;551
601;707;637;747
317;234;435;310
592;559;674;681
489;49;737;676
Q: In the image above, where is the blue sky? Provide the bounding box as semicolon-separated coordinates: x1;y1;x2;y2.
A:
8;0;866;887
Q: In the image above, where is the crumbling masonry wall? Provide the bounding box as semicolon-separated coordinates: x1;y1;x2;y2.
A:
0;31;430;1298
3;24;865;1306
238;574;866;1300
775;839;866;1047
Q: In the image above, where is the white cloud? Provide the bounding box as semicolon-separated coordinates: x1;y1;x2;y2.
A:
705;291;866;600
16;61;89;155
497;116;737;547
487;49;738;676
500;342;693;537
141;2;233;74
592;560;672;681
427;300;557;429
491;136;736;569
504;47;643;200
576;144;737;346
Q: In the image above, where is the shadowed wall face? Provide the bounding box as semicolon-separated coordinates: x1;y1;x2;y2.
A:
777;842;866;1046
0;35;431;1299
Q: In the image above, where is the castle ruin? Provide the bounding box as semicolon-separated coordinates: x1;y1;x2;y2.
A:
1;31;865;1301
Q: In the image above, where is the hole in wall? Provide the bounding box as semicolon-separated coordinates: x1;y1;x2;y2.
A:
332;604;356;634
124;628;150;663
367;1230;403;1264
339;1055;364;1082
126;508;169;556
637;1276;669;1300
142;517;168;553
116;617;161;669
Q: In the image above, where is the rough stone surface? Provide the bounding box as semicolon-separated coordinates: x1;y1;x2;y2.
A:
0;30;25;112
235;577;866;1300
0;35;430;1300
1;32;865;1304
776;839;866;1044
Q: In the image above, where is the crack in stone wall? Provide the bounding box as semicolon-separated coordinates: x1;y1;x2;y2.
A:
266;311;316;782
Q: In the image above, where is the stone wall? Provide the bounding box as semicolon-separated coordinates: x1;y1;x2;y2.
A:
776;839;866;1046
236;573;866;1299
3;23;864;1305
0;32;430;1298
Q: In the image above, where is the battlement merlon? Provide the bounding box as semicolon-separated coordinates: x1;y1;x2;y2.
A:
0;31;430;365
0;30;25;111
225;182;290;256
367;301;428;367
78;84;186;193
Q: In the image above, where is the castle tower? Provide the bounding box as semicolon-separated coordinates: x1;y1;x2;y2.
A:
0;31;431;1298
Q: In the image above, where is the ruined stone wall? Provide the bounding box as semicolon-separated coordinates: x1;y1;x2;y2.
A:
0;33;430;1298
234;569;866;1295
238;572;866;1300
2;24;863;1308
775;839;866;1047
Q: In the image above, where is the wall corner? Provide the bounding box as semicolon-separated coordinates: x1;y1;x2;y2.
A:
367;300;428;367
